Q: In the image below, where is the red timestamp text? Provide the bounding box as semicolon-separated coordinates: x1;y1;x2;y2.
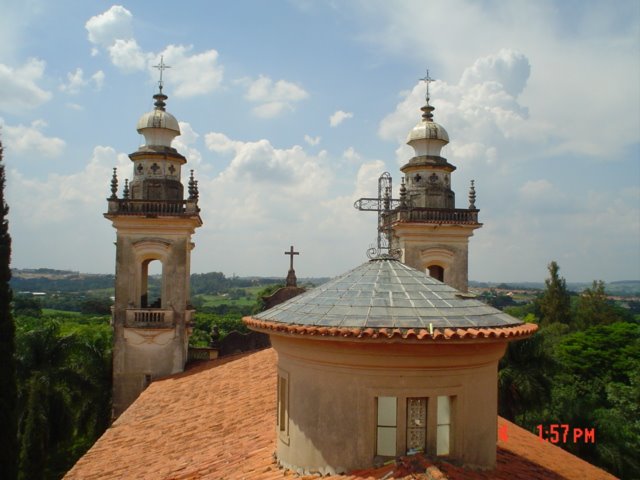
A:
536;424;595;444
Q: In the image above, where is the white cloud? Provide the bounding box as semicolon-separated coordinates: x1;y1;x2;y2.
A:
59;68;104;94
85;5;134;48
172;121;203;172
109;38;149;72
519;179;553;198
244;75;308;118
357;0;640;158
8;145;128;227
60;68;86;94
91;70;105;90
342;146;361;163
0;59;52;113
304;134;321;146
460;48;530;97
157;45;224;97
378;49;552;173
329;110;353;127
85;7;223;97
1;119;65;157
204;132;240;154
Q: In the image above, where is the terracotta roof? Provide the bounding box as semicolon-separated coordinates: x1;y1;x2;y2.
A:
252;259;525;331
245;317;538;342
65;348;616;480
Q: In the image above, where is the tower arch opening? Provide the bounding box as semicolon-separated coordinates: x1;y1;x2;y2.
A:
427;264;445;282
141;258;164;308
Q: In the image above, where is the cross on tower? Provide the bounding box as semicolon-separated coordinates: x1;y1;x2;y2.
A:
153;56;171;93
284;246;300;287
354;172;402;259
419;69;434;103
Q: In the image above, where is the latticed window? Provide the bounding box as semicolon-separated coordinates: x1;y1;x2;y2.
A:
406;397;427;453
375;394;455;458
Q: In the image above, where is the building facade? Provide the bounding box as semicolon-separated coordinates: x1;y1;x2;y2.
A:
390;94;482;292
104;85;202;417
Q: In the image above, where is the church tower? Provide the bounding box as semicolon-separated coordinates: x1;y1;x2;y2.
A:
105;69;202;417
391;76;481;291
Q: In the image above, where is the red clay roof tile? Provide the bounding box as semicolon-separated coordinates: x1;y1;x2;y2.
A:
65;348;615;480
244;318;538;342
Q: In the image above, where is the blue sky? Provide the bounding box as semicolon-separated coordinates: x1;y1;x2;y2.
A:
1;0;638;282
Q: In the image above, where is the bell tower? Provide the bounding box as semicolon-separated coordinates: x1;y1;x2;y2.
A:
105;61;202;417
392;73;482;291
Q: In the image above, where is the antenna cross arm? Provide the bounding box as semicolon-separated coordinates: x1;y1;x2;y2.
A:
354;197;401;211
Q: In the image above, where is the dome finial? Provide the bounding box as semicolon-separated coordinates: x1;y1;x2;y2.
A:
418;69;436;121
152;56;171;111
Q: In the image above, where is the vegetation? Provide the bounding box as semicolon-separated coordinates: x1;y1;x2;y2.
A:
497;261;640;479
9;258;639;478
12;313;112;480
0;137;19;479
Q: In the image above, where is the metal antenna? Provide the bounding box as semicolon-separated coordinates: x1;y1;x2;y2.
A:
354;172;402;259
418;69;434;104
153;56;171;94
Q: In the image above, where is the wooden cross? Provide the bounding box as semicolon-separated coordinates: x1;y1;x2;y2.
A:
354;172;402;258
284;245;299;271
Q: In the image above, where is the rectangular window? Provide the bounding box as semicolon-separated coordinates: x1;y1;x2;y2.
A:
406;397;427;454
437;395;452;456
277;372;289;443
376;396;397;456
278;377;287;431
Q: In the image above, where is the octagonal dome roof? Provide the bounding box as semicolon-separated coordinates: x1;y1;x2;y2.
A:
251;258;524;331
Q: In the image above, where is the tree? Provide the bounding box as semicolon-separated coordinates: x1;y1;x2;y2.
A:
538;261;571;326
0;137;18;480
573;280;632;329
15;320;112;479
498;330;555;422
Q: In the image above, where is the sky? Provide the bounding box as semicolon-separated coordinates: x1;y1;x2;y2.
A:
1;0;639;283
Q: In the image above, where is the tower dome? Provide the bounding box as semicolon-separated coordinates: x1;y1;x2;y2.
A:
136;91;181;148
406;103;449;157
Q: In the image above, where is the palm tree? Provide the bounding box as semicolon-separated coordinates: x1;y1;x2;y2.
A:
15;320;112;479
498;329;555;423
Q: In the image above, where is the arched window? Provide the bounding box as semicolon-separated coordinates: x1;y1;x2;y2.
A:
141;259;163;308
428;265;444;282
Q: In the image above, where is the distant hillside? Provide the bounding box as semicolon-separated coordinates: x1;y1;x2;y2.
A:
468;279;640;296
12;269;115;293
11;268;330;295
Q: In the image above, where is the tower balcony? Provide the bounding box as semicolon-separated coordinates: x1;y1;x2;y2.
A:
125;308;175;328
107;199;199;217
390;207;481;225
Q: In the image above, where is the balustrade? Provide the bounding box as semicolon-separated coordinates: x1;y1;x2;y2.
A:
125;308;174;328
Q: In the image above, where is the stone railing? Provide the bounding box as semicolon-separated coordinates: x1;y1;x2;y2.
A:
389;207;480;225
187;347;219;363
107;199;199;216
125;308;174;328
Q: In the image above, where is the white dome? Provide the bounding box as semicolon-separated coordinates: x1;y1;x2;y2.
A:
136;109;180;134
136;108;180;148
406;120;449;144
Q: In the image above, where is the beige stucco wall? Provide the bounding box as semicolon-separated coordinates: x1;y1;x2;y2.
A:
108;216;200;417
270;334;508;475
394;223;479;292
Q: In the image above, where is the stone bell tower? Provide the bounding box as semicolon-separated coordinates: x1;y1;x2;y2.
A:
391;74;482;291
105;63;202;417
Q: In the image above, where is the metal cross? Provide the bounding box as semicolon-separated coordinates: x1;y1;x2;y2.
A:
284;245;299;271
354;172;402;259
419;69;434;103
153;56;171;93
